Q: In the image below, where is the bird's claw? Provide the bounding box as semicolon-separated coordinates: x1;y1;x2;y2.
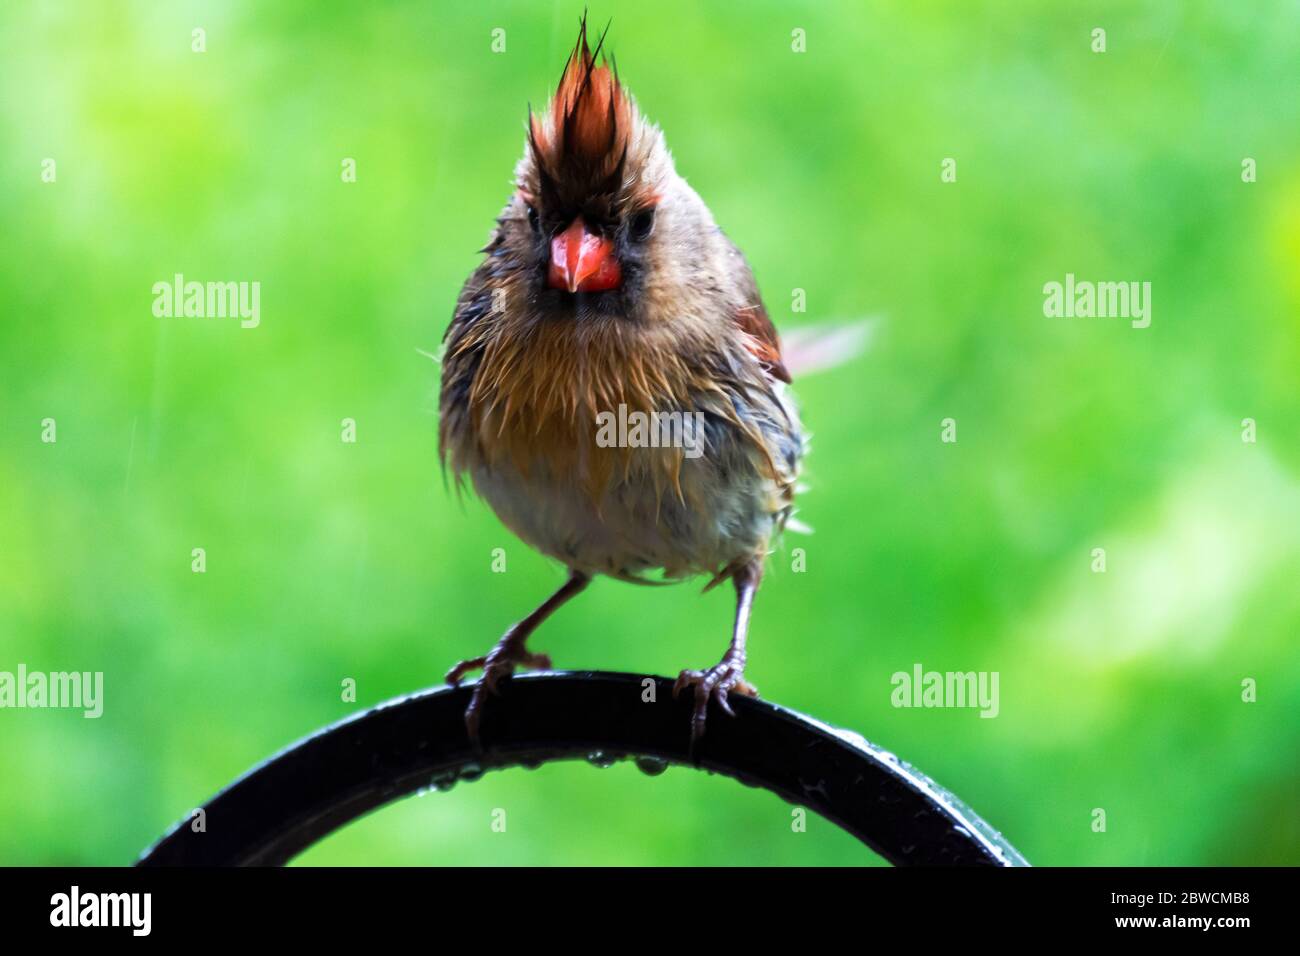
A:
674;657;757;742
444;655;488;687
445;630;552;741
446;649;553;690
445;630;552;688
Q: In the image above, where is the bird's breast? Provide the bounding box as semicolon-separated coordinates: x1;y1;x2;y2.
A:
447;314;802;578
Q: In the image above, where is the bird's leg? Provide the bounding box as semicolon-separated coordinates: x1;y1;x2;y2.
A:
674;558;763;742
446;569;590;739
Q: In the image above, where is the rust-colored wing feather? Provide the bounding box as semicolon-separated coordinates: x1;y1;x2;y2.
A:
724;234;791;384
734;302;791;384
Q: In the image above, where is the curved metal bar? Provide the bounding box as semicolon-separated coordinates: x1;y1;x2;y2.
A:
136;671;1029;866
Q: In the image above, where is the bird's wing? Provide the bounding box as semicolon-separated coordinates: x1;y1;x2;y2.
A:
733;300;792;384
722;233;791;384
437;262;498;477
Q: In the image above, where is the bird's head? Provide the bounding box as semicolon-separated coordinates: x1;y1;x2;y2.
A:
506;17;714;320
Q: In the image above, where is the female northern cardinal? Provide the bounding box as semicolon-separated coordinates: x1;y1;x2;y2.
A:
440;18;803;742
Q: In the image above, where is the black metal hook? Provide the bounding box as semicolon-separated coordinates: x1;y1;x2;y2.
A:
137;671;1029;866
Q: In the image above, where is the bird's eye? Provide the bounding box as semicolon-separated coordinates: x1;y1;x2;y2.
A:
526;205;541;234
628;207;656;242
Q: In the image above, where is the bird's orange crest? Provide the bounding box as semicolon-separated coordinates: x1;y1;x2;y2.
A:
528;16;633;206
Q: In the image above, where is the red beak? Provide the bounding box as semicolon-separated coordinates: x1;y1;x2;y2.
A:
547;216;622;293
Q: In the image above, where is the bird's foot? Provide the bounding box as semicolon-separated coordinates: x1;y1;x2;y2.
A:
445;627;552;741
444;634;551;688
673;655;757;743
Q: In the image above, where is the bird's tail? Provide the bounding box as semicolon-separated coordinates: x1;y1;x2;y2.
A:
780;318;877;378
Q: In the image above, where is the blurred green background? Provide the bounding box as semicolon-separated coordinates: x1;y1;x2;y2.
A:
1;0;1297;866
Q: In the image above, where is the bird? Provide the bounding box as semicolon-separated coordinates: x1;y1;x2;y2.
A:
439;16;806;744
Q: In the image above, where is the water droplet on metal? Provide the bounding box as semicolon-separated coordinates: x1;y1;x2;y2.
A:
832;728;871;749
634;756;668;777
